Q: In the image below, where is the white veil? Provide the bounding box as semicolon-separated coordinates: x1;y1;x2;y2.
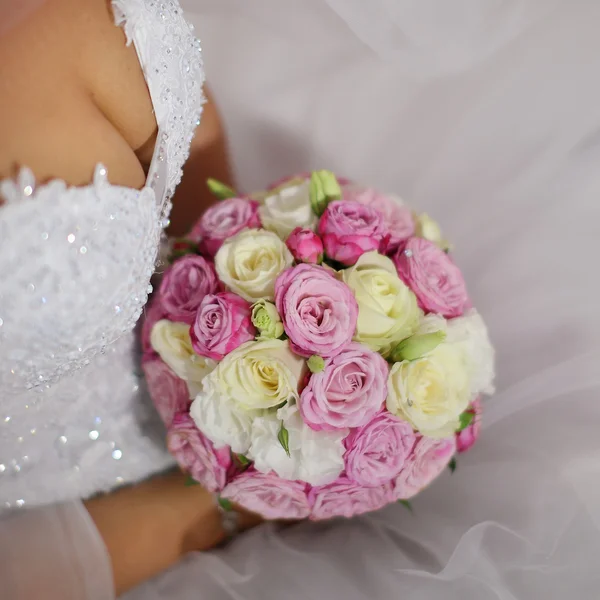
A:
322;0;564;75
129;1;600;598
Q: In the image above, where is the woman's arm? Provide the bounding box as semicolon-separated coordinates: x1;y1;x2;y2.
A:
1;472;259;598
85;471;259;596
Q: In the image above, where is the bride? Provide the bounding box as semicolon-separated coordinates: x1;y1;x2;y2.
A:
0;0;260;596
2;0;600;599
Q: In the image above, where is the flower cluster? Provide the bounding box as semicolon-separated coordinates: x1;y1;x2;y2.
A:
142;171;495;520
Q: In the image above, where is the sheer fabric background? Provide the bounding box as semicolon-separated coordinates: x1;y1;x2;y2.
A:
126;1;600;598
0;1;598;598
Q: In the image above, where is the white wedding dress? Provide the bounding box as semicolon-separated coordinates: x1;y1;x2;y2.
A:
0;0;204;508
2;1;600;599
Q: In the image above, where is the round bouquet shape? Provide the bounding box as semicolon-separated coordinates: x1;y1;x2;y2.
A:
142;171;495;519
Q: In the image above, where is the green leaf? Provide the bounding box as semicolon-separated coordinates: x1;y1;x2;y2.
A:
207;178;237;200
398;499;413;512
389;331;446;363
307;355;325;374
235;453;250;467
274;400;288;410
278;422;291;457
218;496;234;512
457;410;474;432
448;457;457;474
184;475;199;486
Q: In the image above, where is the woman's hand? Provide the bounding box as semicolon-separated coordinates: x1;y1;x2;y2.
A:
85;470;261;596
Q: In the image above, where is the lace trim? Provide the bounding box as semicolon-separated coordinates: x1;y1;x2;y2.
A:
112;0;206;224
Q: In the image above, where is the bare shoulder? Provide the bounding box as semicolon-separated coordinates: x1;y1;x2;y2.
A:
0;0;156;188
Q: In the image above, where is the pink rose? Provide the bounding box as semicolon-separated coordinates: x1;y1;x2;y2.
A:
299;342;388;430
221;471;311;520
286;227;324;264
456;397;482;453
318;200;386;266
344;413;417;487
393;237;470;318
190;292;256;361
167;413;232;492
343;185;415;254
274;264;358;358
141;298;167;358
159;255;221;324
142;359;190;426
394;435;456;500
308;476;394;520
190;197;261;257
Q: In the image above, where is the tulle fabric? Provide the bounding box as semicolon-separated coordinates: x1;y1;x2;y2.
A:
123;1;600;598
0;500;114;599
322;0;565;76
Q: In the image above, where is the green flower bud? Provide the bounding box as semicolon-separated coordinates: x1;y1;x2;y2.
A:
251;299;285;340
309;170;341;217
307;355;326;373
389;330;446;363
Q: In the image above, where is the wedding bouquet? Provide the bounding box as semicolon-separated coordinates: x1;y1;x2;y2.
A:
141;171;495;520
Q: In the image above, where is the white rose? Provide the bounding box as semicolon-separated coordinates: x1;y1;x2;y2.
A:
190;376;258;453
446;309;495;396
250;176;308;203
341;251;421;356
150;320;216;397
387;342;471;438
258;180;317;240
213;339;306;410
215;228;294;302
248;403;346;486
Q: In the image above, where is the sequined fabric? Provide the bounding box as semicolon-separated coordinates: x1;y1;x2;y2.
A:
0;0;204;509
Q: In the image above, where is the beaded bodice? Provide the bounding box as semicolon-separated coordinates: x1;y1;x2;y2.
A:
0;0;204;509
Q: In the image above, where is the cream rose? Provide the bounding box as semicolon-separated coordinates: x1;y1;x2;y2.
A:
341;251;421;356
250;176;309;203
258;180;317;240
414;311;495;396
386;342;471;438
215;229;294;302
415;213;450;250
150;320;216;397
212;339;305;411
